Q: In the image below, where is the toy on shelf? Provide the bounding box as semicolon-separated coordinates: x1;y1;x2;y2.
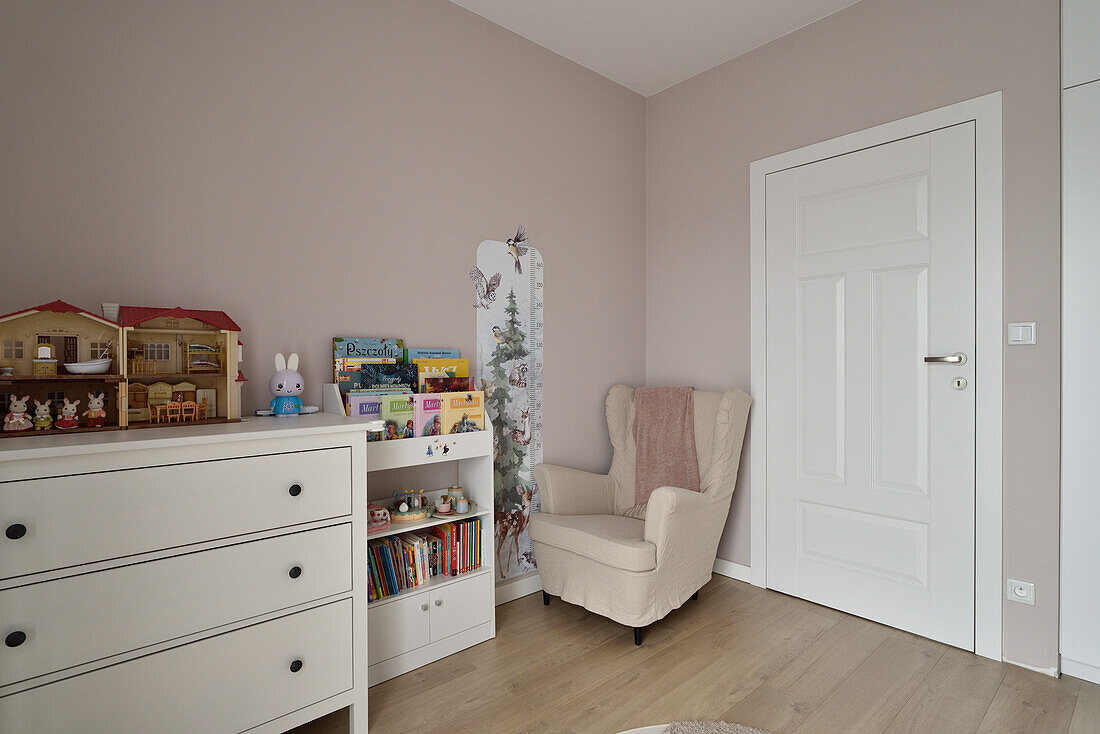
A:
4;395;33;432
255;352;319;418
368;503;392;534
32;399;52;430
390;489;433;523
0;301;125;435
83;392;107;427
114;304;243;427
54;398;80;429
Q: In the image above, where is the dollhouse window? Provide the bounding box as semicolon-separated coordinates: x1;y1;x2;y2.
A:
90;342;110;359
145;343;171;361
3;340;23;359
47;391;65;405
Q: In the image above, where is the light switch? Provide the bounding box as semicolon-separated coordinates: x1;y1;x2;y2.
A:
1007;322;1036;345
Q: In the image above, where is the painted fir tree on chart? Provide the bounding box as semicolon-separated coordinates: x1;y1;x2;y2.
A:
472;227;544;580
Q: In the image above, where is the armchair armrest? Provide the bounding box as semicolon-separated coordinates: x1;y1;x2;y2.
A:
644;486;725;566
534;463;616;515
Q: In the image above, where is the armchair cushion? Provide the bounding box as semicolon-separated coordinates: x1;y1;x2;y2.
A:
529;513;656;572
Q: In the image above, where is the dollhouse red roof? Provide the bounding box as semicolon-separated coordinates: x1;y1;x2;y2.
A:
117;306;240;332
0;300;119;327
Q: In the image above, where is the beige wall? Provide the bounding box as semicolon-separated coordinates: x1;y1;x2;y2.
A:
645;0;1061;669
0;0;646;473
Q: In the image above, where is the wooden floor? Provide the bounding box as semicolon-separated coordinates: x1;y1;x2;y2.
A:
292;575;1100;734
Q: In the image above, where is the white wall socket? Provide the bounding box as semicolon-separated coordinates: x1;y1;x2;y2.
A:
1007;579;1035;605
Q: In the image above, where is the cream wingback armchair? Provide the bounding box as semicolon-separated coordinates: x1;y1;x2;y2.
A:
530;385;751;644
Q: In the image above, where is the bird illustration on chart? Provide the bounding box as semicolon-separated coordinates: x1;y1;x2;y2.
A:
469;266;502;309
507;226;529;274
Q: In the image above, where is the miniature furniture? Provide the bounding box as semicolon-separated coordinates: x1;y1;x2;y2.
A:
181;400;198;421
529;386;751;644
0;415;369;733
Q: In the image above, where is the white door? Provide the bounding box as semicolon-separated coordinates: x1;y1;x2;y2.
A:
765;124;976;650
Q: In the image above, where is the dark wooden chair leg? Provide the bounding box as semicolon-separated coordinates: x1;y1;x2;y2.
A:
633;627;643;646
542;591;551;606
691;591;699;600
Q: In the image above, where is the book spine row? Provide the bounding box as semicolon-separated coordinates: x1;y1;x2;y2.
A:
367;518;482;602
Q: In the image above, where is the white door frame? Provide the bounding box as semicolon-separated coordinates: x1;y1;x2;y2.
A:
748;92;1004;661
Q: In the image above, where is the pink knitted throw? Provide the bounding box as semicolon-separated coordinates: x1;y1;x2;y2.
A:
631;386;700;514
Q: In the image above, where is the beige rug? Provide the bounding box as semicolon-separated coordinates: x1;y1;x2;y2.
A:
667;723;771;734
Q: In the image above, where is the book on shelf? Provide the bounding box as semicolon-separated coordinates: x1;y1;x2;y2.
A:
333;337;405;361
420;376;475;393
412;358;468;392
360;363;419;393
368;518;482;602
381;394;416;439
413;394;443;437
442;390;485;434
403;348;460;363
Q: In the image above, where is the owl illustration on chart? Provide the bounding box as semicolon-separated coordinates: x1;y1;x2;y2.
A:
469;266;502;309
507;226;529;274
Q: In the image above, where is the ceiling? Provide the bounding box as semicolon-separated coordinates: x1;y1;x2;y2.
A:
448;0;862;96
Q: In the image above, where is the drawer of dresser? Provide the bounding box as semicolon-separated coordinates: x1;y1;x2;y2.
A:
0;447;351;579
0;599;353;734
0;523;351;687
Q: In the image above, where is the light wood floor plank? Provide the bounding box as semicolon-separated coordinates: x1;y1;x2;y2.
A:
721;614;894;733
883;646;1006;734
976;666;1081;734
1068;676;1100;734
789;633;944;734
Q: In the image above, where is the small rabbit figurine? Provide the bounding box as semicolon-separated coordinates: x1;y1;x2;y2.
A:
84;392;107;427
4;395;33;432
32;399;53;430
269;353;304;417
55;397;81;429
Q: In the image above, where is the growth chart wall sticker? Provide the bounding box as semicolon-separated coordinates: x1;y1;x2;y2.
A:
472;227;544;581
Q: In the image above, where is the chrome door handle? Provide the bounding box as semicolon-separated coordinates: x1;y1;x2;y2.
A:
924;353;967;365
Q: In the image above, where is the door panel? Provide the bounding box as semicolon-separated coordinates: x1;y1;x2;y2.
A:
766;124;976;650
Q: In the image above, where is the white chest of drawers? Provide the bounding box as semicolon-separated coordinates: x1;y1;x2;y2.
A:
0;416;368;734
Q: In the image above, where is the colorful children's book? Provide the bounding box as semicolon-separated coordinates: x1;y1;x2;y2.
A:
335;356;397;379
360;363;418;393
403;348;460;362
381;394;416;439
420;376;475;393
413;358;468;391
442;390;485;434
333;337;405;360
414;394;443;437
346;394;384;421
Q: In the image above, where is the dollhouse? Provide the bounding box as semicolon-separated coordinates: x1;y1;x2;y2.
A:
115;305;241;426
0;300;125;434
0;301;243;436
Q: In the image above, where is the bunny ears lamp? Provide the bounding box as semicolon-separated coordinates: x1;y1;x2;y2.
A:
256;352;319;417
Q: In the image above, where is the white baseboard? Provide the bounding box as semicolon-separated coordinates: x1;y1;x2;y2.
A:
713;558;751;583
495;572;542;605
1061;656;1100;684
1004;658;1060;678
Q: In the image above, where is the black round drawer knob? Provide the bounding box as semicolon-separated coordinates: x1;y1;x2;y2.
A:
5;631;27;648
289;566;302;579
290;659;303;673
288;484;302;497
5;524;27;540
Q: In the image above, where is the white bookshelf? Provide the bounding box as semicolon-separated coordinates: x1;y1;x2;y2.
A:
324;394;496;686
